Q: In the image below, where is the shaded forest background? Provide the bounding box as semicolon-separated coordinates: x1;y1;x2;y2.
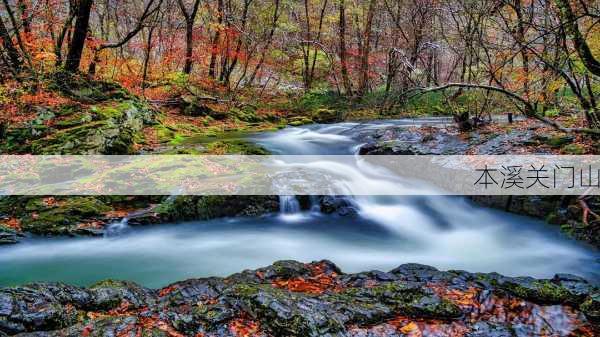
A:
0;0;598;133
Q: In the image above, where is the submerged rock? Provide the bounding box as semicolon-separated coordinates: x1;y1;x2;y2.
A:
0;260;597;336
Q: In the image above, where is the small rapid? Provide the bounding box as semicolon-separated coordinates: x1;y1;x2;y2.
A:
0;119;598;287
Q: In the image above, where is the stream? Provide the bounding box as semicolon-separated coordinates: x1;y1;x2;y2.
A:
1;119;599;288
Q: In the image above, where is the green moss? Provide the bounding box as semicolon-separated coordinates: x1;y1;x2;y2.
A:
499;279;573;304
90;279;128;289
20;197;111;235
580;293;599;321
231;106;263;123
55;113;93;128
545;135;573;148
91;105;122;120
562;143;585;154
196;196;227;220
169;134;188;146
205;140;269;154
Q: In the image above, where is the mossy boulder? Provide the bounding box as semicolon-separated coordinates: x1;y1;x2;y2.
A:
204;139;269;154
581;292;600;323
311;108;339;123
485;275;582;305
49;71;131;103
19;197;111;236
288;116;314;126
562;143;586;154
181;95;214;117
0;224;20;245
230;106;255;122
148;196;279;223
28;100;155;154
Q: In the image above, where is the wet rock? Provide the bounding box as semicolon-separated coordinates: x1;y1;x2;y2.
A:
473;130;535;154
359;128;469;155
181;95;214;117
465;321;513;337
485;274;581;305
581;292;600;323
0;227;19;245
0;261;597;336
319;196;358;216
149;196;279;223
390;263;453;283
0;284;85;334
89;280;156;311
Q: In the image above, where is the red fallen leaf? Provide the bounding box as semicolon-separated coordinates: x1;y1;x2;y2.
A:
364;279;379;288
229;317;260;337
81;324;93;337
159;285;177;297
42;197;57;206
105;209;132;218
2;218;21;231
76;221;105;230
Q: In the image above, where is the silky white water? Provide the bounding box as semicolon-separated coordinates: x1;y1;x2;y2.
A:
1;119;598;287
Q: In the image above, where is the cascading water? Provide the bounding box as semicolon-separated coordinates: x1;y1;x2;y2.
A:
1;119;598;288
104;217;130;237
279;195;301;214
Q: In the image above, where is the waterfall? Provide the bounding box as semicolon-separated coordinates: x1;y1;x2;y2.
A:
104;217;130;237
309;196;321;212
279;195;301;214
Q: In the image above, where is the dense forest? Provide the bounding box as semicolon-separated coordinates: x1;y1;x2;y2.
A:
0;0;598;133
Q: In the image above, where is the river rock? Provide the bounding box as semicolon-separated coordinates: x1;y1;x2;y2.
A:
1;260;597;336
359;127;470;155
0;226;20;245
319;196;358;216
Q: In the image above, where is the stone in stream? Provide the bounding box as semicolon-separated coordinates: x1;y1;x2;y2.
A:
0;227;20;245
0;260;597;336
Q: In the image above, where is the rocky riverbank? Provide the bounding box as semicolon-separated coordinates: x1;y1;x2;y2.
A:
0;260;597;336
357;121;600;248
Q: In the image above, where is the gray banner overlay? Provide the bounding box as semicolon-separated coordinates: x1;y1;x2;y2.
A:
1;155;600;195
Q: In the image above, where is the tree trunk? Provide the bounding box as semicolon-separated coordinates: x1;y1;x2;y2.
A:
247;0;280;86
0;17;21;69
358;0;376;96
183;19;194;74
65;0;94;73
209;0;224;79
17;0;30;34
339;0;352;95
176;0;201;75
142;26;156;95
555;0;600;77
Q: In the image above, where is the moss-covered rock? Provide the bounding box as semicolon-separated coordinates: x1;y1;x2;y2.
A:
311;108;339;123
0;224;20;245
581;292;600;323
19;197;111;236
148;196;279;223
